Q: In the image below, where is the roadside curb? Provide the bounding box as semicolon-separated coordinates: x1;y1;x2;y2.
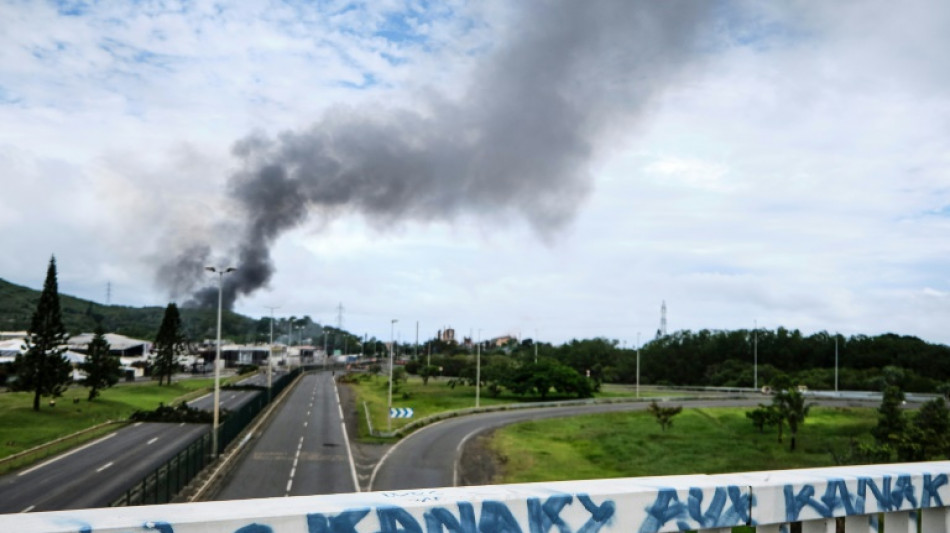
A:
374;394;753;439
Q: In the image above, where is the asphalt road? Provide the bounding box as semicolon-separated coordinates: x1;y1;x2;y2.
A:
0;422;209;513
369;396;880;491
0;372;278;513
187;389;261;412
213;371;358;500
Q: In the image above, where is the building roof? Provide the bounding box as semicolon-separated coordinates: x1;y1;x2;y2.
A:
68;333;151;351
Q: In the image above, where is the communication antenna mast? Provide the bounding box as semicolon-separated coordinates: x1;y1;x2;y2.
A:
336;302;345;330
106;282;111;305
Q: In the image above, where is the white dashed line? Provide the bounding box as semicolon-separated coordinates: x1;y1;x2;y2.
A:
18;432;117;476
285;436;305;496
20;505;34;513
96;461;114;473
147;437;159;445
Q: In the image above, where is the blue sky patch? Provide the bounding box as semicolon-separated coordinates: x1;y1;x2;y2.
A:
338;72;378;90
0;86;22;105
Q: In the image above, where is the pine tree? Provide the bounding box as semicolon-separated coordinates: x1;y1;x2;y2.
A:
153;303;184;385
13;256;73;411
80;326;121;400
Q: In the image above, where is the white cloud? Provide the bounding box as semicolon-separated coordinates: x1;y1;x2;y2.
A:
1;1;950;347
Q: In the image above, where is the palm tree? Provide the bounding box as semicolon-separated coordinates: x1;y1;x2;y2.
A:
774;387;811;451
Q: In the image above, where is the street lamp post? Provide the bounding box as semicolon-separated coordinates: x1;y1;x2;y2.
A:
835;336;839;393
205;266;236;459
534;329;538;364
754;320;758;391
476;329;481;408
636;332;641;399
265;306;279;402
388;319;397;432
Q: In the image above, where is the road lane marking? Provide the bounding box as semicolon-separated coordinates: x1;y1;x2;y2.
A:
133;422;143;427
334;378;361;492
368;417;453;491
147;437;159;445
303;421;308;428
20;505;34;513
285;435;305;497
96;461;114;473
18;432;118;476
454;427;485;487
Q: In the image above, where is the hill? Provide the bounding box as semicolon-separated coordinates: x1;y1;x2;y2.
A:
0;278;263;342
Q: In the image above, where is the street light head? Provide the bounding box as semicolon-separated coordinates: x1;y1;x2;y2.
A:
225;267;237;273
205;266;216;273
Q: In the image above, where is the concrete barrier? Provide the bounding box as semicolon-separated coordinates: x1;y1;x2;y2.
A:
4;461;950;533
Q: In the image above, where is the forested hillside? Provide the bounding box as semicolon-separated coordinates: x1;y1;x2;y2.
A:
0;278;260;341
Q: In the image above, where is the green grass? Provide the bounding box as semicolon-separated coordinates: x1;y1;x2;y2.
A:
349;375;519;435
0;376;238;461
488;406;878;483
345;376;690;437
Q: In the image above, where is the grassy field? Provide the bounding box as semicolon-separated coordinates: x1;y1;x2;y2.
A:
349;374;519;435
487;405;878;483
0;376;235;461
346;375;686;437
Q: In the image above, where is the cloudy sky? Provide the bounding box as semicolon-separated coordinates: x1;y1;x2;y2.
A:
1;0;949;347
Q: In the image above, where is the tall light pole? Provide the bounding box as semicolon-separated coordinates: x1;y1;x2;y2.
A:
264;305;279;401
388;319;398;432
754;320;758;391
534;329;538;364
476;329;482;408
205;266;235;458
636;332;641;399
834;336;839;393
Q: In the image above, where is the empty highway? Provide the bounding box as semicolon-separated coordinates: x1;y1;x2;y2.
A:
213;371;358;499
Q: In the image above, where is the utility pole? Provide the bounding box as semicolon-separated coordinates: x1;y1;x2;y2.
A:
415;321;419;361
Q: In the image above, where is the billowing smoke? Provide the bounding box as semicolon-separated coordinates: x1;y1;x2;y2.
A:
162;1;713;309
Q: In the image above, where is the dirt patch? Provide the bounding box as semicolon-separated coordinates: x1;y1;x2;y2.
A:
457;429;502;486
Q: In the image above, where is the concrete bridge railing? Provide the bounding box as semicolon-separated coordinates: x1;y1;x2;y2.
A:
4;461;950;533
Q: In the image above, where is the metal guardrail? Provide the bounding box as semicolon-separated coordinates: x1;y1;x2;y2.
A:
375;394;742;438
110;368;302;507
111;432;212;507
7;461;950;533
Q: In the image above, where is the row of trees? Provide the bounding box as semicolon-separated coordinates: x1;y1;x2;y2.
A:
404;357;594;400
415;331;950;394
10;257;189;411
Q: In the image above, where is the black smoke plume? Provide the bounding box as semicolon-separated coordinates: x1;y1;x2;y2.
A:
161;1;713;309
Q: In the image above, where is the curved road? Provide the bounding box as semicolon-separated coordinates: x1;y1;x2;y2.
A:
369;396;879;491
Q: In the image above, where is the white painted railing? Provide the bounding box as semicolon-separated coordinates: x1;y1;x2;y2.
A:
4;461;950;533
